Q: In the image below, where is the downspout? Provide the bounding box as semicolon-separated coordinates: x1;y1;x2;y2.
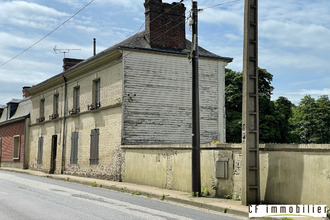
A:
61;74;68;174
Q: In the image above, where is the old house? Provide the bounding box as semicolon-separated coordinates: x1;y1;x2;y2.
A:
27;0;232;183
0;87;31;169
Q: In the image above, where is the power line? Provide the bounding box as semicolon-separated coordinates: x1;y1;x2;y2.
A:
0;0;95;68
199;0;240;11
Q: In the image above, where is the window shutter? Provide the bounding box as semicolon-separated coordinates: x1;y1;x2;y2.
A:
38;137;43;164
74;132;78;164
70;132;79;164
90;129;99;165
70;134;74;164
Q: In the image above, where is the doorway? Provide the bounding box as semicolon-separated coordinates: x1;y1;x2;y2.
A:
49;135;57;174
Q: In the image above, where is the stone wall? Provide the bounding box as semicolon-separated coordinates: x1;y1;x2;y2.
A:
122;143;330;206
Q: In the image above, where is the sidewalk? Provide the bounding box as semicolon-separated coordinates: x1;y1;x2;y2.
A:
0;167;248;219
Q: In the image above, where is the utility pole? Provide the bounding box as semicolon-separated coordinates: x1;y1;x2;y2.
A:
242;0;260;205
191;0;201;197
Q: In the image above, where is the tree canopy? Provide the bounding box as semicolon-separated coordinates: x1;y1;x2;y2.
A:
224;68;329;144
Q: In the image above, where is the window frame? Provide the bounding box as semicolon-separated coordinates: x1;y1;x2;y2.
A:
73;86;80;111
13;135;20;160
93;79;100;107
40;99;45;120
53;94;59;117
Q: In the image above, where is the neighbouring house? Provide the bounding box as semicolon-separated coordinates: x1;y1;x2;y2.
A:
27;0;232;183
0;87;31;169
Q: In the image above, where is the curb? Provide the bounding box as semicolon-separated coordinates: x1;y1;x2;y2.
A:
44;174;249;218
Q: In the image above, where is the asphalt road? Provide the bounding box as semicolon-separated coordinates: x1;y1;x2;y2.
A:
0;170;244;220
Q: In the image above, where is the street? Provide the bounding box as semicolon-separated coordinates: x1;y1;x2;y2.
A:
0;171;243;220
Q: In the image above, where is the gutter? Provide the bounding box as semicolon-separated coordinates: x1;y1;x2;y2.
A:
0;115;26;126
61;74;68;174
118;46;234;62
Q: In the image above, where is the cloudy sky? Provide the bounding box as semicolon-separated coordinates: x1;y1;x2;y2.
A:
0;0;329;105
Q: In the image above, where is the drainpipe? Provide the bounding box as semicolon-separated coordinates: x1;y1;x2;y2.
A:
61;74;68;174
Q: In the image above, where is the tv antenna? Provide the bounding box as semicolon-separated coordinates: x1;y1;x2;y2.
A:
53;45;81;58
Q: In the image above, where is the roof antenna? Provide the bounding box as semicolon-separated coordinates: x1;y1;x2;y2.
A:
53;45;81;58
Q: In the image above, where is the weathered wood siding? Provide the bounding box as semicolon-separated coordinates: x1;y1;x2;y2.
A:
122;51;226;145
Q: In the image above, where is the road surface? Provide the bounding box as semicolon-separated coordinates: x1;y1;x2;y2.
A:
0;170;243;220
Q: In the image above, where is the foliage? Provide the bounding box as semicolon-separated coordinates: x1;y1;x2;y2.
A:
225;68;243;143
225;68;276;143
290;95;330;143
225;68;329;144
201;188;210;196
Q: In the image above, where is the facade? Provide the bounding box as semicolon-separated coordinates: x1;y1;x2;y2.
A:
27;0;232;179
0;89;31;169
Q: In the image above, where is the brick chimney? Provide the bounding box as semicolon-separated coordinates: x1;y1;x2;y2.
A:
22;86;31;98
144;0;186;51
63;58;84;71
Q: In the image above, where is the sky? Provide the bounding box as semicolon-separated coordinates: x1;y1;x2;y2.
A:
0;0;329;105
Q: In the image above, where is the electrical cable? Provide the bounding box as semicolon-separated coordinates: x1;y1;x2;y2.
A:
0;0;95;68
199;0;240;11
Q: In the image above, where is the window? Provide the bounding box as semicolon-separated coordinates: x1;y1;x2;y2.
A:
50;94;59;120
70;87;80;115
54;94;59;116
74;86;80;111
13;135;20;160
90;129;99;165
70;132;79;164
37;137;43;164
93;79;100;108
38;99;45;122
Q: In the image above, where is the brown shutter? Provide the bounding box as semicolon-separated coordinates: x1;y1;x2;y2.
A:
37;137;43;164
90;129;99;165
70;132;78;164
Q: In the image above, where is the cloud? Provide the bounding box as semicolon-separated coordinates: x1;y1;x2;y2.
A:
296;88;330;96
291;77;330;87
260;20;330;50
199;7;243;31
0;1;68;30
55;0;143;11
259;47;330;72
273;88;330;105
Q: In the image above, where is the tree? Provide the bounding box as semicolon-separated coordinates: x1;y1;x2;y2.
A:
225;68;243;143
290;95;330;143
274;96;295;143
225;68;276;143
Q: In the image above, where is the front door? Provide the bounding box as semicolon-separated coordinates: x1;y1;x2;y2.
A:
49;135;57;174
